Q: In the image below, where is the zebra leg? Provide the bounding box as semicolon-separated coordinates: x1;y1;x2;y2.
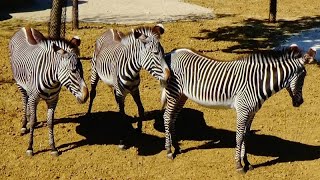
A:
46;99;59;156
131;89;144;133
242;113;255;171
234;111;248;173
17;85;29;135
163;94;186;159
26;96;39;156
115;93;128;150
87;69;100;115
171;95;187;156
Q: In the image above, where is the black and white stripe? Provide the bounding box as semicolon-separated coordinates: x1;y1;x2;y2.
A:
9;27;88;156
162;45;308;172
87;24;170;148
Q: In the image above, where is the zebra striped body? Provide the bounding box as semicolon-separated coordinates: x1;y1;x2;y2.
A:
162;46;307;172
10;27;88;156
87;25;170;148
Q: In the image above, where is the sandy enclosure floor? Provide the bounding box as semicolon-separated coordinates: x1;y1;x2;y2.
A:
1;0;320;179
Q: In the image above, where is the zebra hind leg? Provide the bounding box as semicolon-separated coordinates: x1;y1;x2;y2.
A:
26;97;39;156
17;85;29;135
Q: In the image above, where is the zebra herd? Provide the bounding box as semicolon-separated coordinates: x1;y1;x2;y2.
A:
9;24;314;173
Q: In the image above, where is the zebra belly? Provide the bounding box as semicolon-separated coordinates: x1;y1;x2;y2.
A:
99;73;113;86
183;91;235;109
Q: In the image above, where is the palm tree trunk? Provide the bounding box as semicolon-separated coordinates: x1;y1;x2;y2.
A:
49;0;63;38
269;0;277;23
72;0;79;30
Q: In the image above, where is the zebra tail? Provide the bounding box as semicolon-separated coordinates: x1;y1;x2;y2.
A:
160;80;167;110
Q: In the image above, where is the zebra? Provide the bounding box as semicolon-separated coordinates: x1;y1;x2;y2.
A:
87;24;170;148
161;44;310;172
9;27;89;156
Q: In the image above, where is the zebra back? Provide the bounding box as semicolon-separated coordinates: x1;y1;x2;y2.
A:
163;47;306;109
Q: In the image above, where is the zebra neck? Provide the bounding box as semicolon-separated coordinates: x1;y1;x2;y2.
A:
119;50;141;81
36;55;61;96
257;60;288;99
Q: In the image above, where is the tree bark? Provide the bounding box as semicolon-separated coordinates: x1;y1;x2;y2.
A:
269;0;277;23
72;0;79;30
49;0;63;39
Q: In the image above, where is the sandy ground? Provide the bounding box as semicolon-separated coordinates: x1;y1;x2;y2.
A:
1;0;320;179
9;0;214;24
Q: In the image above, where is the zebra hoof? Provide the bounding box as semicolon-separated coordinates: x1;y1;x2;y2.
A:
167;153;174;160
118;144;126;150
246;164;254;171
50;150;59;157
26;149;33;157
236;168;246;174
20;128;27;135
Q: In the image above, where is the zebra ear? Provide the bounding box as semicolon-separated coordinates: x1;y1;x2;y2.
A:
133;30;148;43
70;36;81;47
303;47;317;64
289;44;300;53
153;24;165;35
52;43;66;55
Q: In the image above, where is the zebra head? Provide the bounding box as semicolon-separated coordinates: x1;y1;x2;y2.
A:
286;44;307;107
133;24;170;83
53;43;89;104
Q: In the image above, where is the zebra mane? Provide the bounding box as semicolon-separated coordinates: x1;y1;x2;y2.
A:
40;38;78;49
246;47;303;61
168;47;303;64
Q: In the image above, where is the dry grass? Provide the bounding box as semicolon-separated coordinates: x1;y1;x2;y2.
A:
0;0;320;179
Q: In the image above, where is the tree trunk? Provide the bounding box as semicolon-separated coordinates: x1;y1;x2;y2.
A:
72;0;79;30
49;0;63;39
269;0;277;23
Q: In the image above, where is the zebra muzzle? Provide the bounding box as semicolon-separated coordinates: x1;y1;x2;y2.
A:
164;68;170;81
78;85;89;104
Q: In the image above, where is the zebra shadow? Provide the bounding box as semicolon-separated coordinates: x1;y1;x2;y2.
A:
56;111;164;156
153;108;320;168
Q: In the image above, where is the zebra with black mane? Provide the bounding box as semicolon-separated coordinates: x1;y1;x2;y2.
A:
161;44;311;172
10;27;88;156
87;24;170;148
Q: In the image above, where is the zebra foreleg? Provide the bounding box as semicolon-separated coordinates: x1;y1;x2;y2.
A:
242;113;256;171
131;90;144;133
235;111;255;173
46;99;59;156
115;93;129;150
87;72;100;115
163;94;187;159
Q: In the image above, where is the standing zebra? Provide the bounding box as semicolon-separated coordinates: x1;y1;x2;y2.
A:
87;24;170;148
10;27;88;156
161;45;310;172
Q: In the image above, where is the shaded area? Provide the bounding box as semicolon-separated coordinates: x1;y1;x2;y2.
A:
53;108;319;168
192;16;320;54
154;108;320;168
56;111;164;156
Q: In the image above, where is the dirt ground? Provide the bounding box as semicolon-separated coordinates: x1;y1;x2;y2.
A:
0;0;320;179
